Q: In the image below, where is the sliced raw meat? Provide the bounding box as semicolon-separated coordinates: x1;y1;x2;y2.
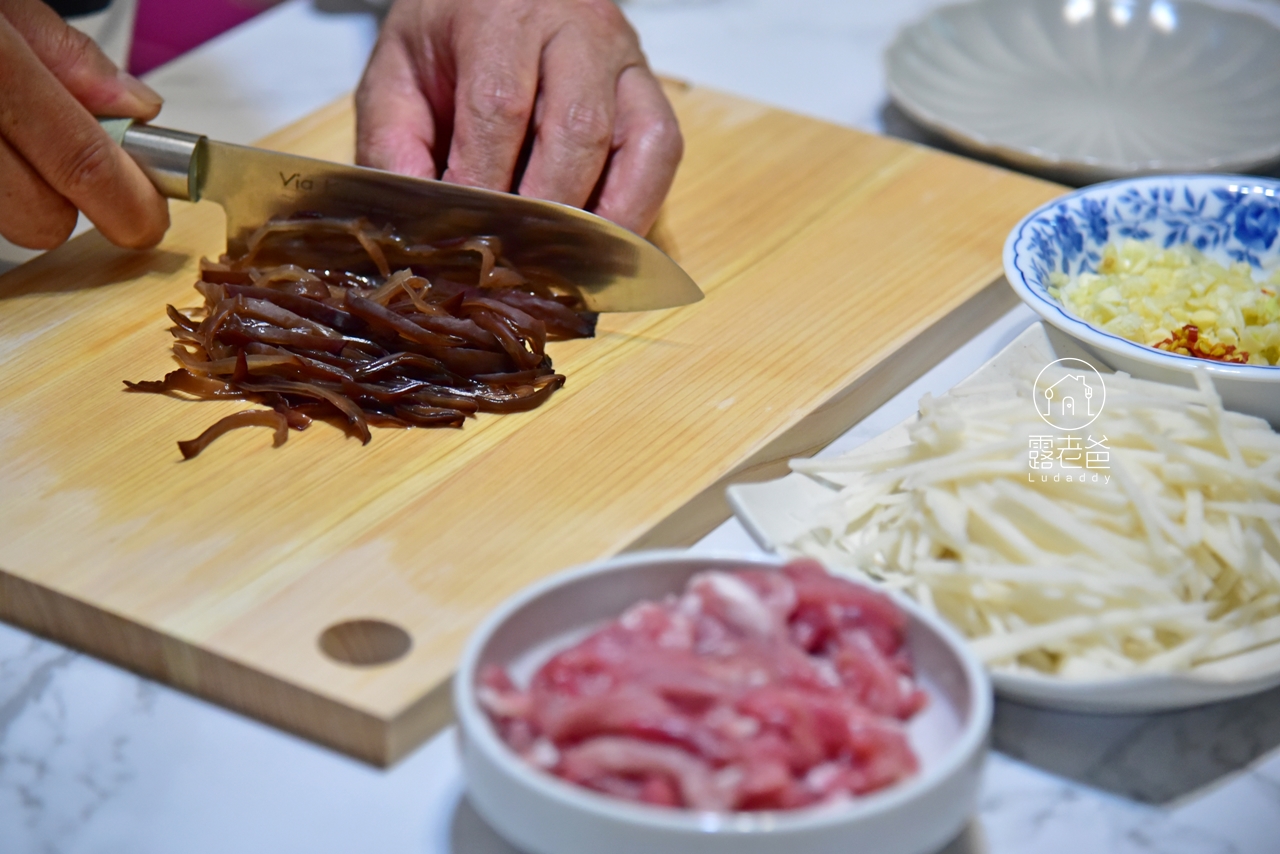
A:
479;559;925;811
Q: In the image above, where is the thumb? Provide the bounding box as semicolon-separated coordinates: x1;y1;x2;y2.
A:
0;0;162;120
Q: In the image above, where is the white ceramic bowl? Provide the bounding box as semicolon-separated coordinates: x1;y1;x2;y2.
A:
1003;174;1280;425
455;550;992;854
886;0;1280;183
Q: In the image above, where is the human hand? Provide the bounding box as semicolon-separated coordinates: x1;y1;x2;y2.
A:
356;0;682;236
0;0;169;250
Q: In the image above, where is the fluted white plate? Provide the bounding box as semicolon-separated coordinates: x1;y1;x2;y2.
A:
885;0;1280;183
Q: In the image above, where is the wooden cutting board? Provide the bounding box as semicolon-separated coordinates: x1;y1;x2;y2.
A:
0;83;1061;765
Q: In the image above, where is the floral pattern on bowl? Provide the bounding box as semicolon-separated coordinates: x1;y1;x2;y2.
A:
1022;179;1280;288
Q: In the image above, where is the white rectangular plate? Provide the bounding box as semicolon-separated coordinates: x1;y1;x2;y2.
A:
727;322;1280;714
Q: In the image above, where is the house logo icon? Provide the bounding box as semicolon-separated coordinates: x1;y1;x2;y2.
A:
1033;358;1106;430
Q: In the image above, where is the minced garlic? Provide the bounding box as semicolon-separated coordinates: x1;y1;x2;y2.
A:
1049;240;1280;366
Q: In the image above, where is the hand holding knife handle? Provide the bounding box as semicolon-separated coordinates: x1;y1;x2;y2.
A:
100;118;206;203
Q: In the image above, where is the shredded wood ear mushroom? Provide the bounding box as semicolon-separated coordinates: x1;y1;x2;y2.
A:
125;216;597;458
787;367;1280;678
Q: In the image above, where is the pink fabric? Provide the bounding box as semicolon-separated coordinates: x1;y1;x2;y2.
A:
128;0;268;75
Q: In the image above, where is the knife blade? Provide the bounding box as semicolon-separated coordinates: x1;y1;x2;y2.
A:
101;119;702;313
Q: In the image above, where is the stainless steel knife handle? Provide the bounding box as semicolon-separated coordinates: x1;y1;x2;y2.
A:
99;118;207;202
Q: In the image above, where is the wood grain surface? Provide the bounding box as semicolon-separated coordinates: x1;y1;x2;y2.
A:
0;83;1062;764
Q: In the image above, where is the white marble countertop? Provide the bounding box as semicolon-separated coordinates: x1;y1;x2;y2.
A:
3;2;1280;852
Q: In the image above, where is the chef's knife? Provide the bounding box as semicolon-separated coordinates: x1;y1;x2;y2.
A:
101;119;702;313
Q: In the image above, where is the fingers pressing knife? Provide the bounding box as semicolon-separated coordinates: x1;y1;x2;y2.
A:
356;0;682;236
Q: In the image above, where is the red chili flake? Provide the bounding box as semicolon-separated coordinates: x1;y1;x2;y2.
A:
1153;324;1250;364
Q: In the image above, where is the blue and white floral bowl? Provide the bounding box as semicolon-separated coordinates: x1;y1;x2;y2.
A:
1003;175;1280;425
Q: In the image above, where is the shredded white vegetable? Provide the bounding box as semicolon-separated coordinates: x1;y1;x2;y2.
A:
786;366;1280;678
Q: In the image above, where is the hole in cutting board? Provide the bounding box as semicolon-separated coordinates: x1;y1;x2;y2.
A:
318;619;412;666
